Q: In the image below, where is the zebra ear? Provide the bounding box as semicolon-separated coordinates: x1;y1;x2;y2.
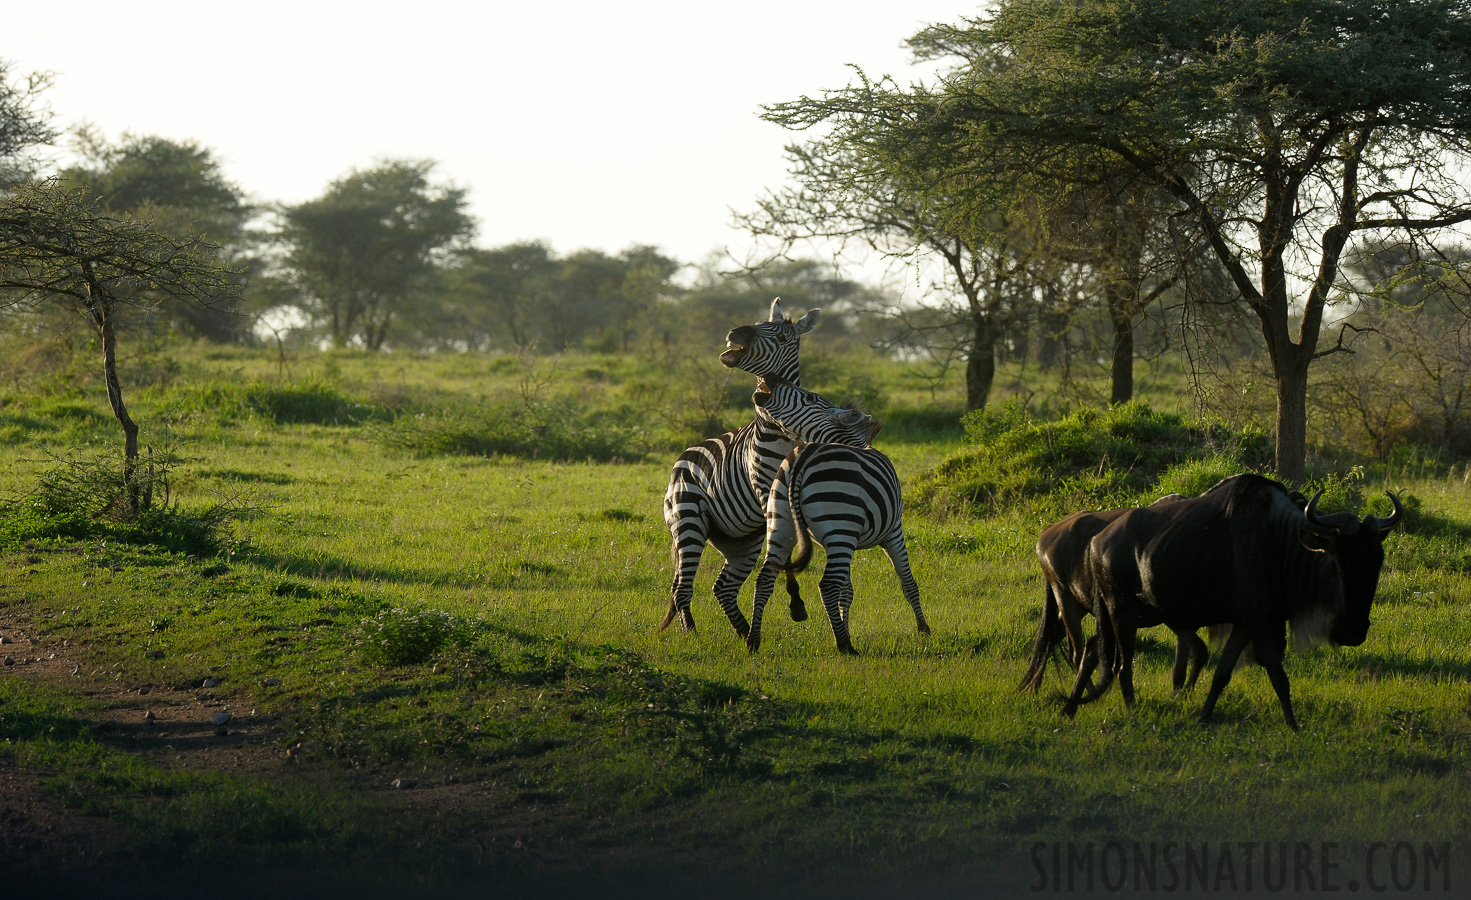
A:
768;297;785;322
794;308;820;334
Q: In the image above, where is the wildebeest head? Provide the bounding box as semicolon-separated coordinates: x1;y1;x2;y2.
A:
753;376;878;447
1299;489;1405;646
721;298;820;382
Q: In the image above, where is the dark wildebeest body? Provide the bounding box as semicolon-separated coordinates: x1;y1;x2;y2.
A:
1021;500;1207;698
1067;474;1401;730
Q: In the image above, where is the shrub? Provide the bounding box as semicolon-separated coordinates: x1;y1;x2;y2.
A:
0;450;246;556
911;401;1274;518
378;400;644;462
1155;454;1251;499
356;606;472;667
163;380;385;426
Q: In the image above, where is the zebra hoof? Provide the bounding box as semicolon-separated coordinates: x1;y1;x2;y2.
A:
745;634;761;653
837;643;859;656
917;622;931;635
790;600;808;622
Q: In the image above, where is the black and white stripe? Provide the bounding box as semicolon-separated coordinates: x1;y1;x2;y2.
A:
747;443;929;654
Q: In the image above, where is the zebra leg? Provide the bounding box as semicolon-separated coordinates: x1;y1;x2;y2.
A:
784;570;807;622
748;562;780;653
882;529;929;635
818;542;858;655
708;531;763;640
661;523;706;634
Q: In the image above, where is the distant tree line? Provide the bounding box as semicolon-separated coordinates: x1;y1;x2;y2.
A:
6;0;1471;483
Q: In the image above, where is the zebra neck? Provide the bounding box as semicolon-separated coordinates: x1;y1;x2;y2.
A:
744;416;797;494
763;357;801;387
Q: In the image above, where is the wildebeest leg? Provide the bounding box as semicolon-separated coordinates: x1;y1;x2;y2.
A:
1061;637;1102;716
708;532;762;639
1112;604;1141;708
882;530;929;635
1172;630;1209;692
1198;626;1252;724
1060;590;1088;670
1254;628;1298;731
661;523;706;633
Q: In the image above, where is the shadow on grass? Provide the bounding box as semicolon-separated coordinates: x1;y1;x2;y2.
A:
1336;649;1471;681
243;549;487;590
243;548;583;593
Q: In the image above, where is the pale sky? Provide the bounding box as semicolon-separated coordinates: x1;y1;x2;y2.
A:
9;2;976;280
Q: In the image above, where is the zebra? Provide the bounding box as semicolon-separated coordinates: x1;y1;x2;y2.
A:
660;305;874;637
660;376;877;637
746;437;929;655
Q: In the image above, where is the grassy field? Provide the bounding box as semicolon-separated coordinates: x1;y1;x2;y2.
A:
1;344;1468;896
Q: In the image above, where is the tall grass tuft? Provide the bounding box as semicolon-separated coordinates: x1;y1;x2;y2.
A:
163;380;386;426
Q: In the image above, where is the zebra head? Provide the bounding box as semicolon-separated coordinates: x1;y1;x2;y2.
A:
721;298;820;385
752;376;880;447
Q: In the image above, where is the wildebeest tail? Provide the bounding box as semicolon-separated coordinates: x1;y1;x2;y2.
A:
1019;583;1066;693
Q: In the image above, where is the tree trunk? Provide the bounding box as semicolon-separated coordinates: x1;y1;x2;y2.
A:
966;315;997;411
1037;299;1068;371
1108;304;1135;405
93;298;142;514
1274;361;1310;485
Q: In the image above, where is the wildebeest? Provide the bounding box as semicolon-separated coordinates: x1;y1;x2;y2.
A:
1067;473;1402;730
1020;496;1207;699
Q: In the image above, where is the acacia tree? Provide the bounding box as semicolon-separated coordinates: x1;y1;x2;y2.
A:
281;160;473;349
60;132;256;341
0;60;56;188
0;183;238;510
741;139;1044;411
775;0;1471;481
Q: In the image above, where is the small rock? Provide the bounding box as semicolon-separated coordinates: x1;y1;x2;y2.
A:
262;678;281;687
2;657;12;667
211;712;232;726
249;708;259;717
442;774;458;785
91;720;116;732
392;778;419;790
0;635;11;644
139;686;151;695
202;677;220;688
144;711;156;725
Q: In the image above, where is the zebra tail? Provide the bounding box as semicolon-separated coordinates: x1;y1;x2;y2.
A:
782;455;812;575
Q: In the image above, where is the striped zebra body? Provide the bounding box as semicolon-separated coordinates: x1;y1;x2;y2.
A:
661;416;798;636
660;376;878;636
748;444;929;654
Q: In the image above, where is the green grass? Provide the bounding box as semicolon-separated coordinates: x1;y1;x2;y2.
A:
0;344;1468;892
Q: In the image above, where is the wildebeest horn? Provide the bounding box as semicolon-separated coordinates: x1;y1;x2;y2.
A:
1303;489;1327;524
1365;491;1405;536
